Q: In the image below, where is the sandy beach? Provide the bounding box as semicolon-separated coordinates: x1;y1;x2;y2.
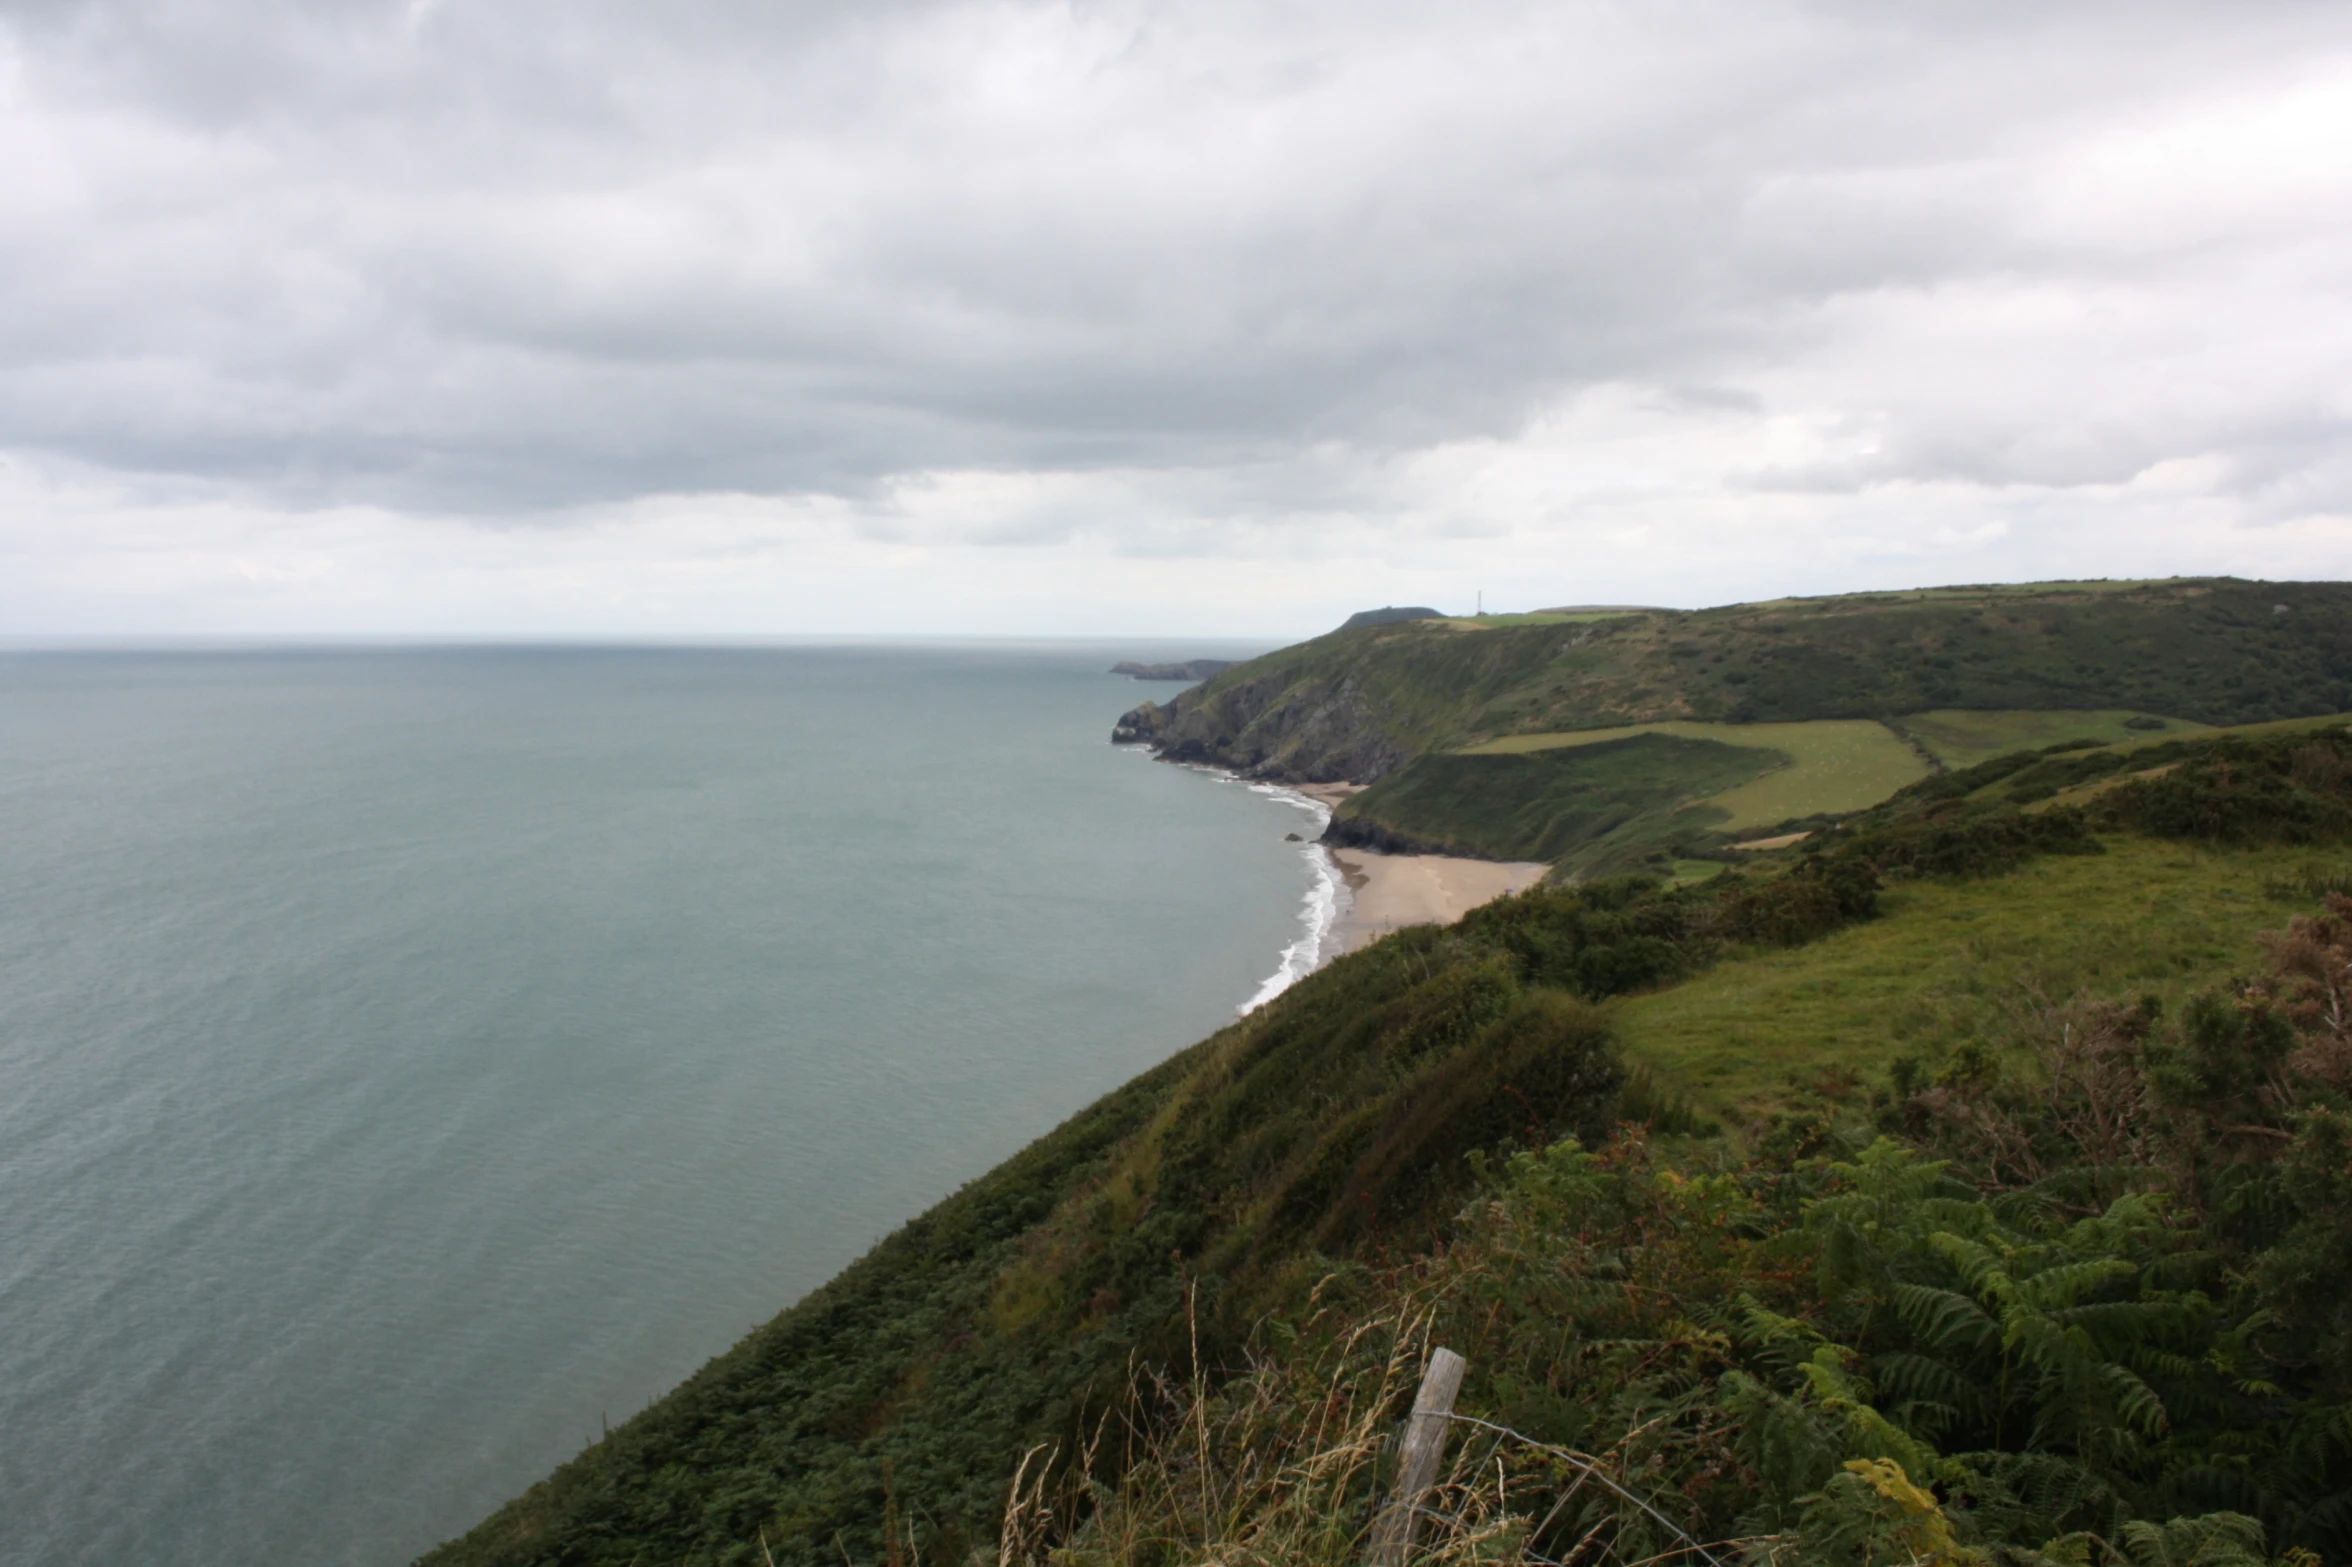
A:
1325;847;1549;954
1294;781;1365;811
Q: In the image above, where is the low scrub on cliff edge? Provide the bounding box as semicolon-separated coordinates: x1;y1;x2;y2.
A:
1007;888;2352;1564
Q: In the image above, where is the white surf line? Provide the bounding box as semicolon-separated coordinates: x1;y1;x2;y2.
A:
1115;747;1351;1014
1237;780;1348;1015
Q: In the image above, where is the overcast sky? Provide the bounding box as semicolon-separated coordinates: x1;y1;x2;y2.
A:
4;0;2350;636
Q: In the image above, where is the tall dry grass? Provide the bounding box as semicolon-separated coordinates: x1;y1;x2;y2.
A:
991;1284;1770;1567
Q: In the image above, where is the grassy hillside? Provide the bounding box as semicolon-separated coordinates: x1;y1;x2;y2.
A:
1115;579;2352;784
1014;725;2352;1567
430;720;2352;1567
1322;732;1782;864
1462;718;1933;832
424;864;1728;1566
1615;834;2329;1121
1899;707;2206;767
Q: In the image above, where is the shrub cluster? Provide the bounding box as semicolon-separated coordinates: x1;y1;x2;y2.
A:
1040;890;2352;1566
1830;804;2106;880
2100;732;2352;844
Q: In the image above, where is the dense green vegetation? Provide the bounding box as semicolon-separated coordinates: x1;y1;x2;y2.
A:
1116;579;2352;784
428;843;1799;1565
429;719;2352;1567
1119;579;2352;879
1009;727;2352;1567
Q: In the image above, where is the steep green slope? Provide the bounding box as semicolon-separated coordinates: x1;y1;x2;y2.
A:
1615;833;2331;1121
1322;732;1781;865
1114;578;2352;784
1020;730;2352;1567
1367;718;1938;873
423;877;1738;1565
430;721;2352;1567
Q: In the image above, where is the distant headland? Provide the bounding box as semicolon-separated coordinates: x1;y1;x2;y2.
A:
1109;658;1236;681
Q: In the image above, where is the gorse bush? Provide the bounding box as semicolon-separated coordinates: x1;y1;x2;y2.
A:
2100;734;2352;845
1831;807;2106;881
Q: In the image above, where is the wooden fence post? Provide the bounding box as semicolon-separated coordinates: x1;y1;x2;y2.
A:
1368;1347;1467;1567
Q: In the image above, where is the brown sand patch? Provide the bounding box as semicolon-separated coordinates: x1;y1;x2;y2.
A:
1327;849;1548;954
1730;831;1812;851
1295;781;1366;810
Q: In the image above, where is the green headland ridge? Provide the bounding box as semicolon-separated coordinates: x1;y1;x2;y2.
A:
1117;577;2352;875
427;578;2352;1567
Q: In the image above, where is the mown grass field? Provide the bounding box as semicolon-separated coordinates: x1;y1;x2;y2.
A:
1612;834;2332;1121
1899;707;2206;767
1459;719;1929;832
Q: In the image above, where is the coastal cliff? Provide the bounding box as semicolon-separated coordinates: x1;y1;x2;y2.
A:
1112;665;1417;782
1113;579;2352;787
427;583;2352;1567
1108;658;1235;681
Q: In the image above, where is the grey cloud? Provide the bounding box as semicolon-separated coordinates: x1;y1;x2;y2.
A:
2;0;2350;522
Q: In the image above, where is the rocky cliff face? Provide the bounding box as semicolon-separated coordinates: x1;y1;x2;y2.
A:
1317;812;1462;856
1113;668;1416;783
1110;698;1170;746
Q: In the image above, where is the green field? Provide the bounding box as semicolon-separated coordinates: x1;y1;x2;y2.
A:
1460;718;1929;832
1613;834;2324;1120
1898;707;2206;767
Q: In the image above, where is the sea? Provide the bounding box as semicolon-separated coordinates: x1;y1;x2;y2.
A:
0;642;1344;1566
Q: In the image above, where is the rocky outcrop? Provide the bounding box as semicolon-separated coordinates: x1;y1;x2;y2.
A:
1117;668;1416;783
1111;699;1170;746
1318;812;1471;858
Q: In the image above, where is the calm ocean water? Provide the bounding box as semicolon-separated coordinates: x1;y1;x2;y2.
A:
0;643;1333;1566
